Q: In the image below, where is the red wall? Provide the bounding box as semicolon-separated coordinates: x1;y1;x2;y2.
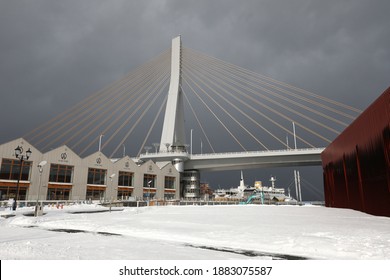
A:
321;87;390;217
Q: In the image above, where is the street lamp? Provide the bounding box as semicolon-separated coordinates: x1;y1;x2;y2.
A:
147;180;152;206
13;146;32;211
144;146;152;154
35;161;47;217
98;134;104;152
190;129;193;154
109;174;115;212
152;143;159;154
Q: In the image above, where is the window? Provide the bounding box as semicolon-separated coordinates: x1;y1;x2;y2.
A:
87;168;107;185
47;187;71;200
164;176;175;189
0;159;32;181
143;174;156;188
118;171;133;187
164;193;175;200
49;164;73;183
0;186;28;201
117;188;132;200
86;186;105;201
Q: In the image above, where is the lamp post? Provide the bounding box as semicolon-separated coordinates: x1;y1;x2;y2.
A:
98;134;104;152
152;143;159;154
35;161;47;217
144;146;152;154
147;180;152;206
13;146;32;211
292;122;297;150
108;174;116;212
190;129;193;154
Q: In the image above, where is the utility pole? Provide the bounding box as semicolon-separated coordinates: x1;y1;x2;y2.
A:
292;122;297;149
190;129;193;154
297;170;302;202
294;170;299;203
99;134;104;152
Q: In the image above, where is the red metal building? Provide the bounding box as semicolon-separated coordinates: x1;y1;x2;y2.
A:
322;87;390;217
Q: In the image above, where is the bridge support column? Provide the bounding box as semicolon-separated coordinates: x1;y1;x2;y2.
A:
160;36;186;153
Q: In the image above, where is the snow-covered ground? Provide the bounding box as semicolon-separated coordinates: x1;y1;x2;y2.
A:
1;203;390;260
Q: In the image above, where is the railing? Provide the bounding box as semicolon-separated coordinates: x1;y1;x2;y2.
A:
191;147;325;157
139;147;325;159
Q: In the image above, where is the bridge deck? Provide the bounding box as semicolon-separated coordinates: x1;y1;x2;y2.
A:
139;148;325;172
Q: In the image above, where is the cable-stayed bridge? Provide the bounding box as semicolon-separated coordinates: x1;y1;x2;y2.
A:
140;148;324;172
24;36;361;176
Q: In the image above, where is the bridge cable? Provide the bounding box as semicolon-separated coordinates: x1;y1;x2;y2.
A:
107;75;170;158
183;49;333;144
181;86;216;153
183;56;302;149
182;73;248;151
184;47;361;115
25;49;170;145
184;50;340;136
185;48;350;127
43;53;170;153
183;65;270;150
183;53;318;147
136;95;168;157
79;60;170;156
33;50;170;151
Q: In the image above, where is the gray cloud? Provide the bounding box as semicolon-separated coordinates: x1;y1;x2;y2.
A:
1;0;389;198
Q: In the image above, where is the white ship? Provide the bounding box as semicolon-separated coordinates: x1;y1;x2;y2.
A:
254;176;288;202
215;172;296;203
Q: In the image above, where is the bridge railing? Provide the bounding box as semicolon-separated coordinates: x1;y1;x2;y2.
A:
191;147;325;157
139;147;325;159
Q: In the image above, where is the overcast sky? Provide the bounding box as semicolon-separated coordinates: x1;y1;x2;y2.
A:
1;0;389;198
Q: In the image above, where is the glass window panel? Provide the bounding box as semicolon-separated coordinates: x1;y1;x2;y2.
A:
118;171;133;187
87;169;94;184
57;168;65;182
143;174;155;188
101;170;106;184
0;162;11;180
65;169;72;183
11;161;20;180
87;168;106;185
49;165;58;182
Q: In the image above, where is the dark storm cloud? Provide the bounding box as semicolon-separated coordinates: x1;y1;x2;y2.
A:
164;0;390;108
1;0;389;198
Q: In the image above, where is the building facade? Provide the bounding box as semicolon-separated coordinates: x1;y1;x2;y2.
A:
321;87;390;217
0;138;180;203
181;169;201;199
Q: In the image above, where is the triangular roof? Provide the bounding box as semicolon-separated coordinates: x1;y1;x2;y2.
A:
83;151;112;166
113;156;139;169
43;145;80;159
138;159;160;172
158;161;179;175
0;137;40;152
156;161;171;169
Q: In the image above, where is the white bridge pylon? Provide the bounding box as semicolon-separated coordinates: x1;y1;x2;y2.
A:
159;36;186;154
141;36;325;172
